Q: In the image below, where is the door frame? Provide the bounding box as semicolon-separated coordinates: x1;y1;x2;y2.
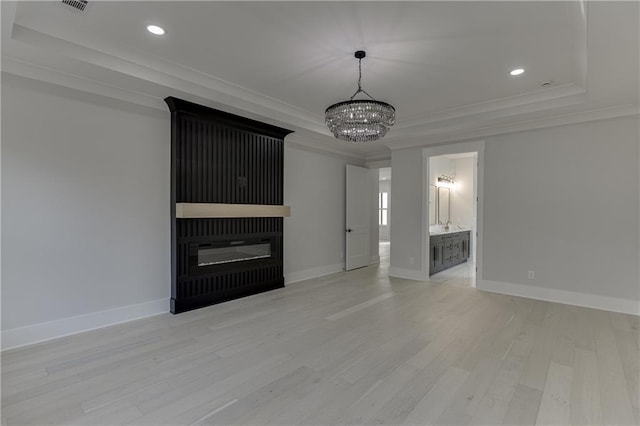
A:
345;164;372;271
366;161;391;267
423;140;485;284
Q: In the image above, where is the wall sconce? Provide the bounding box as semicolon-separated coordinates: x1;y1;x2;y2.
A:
436;174;455;189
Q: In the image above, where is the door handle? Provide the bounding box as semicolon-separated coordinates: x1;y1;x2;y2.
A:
346;228;352;233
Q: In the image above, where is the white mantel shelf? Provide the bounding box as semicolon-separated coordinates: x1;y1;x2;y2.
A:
176;203;291;219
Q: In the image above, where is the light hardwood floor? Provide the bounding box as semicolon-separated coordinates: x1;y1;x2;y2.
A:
2;253;638;425
429;262;475;288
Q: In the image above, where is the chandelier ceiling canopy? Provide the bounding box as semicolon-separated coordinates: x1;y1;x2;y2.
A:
325;51;396;143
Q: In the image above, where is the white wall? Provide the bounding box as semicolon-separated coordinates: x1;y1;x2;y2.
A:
429;156;453;186
2;74;171;339
390;115;640;313
482;116;639;302
283;145;365;282
0;74;370;348
389;148;426;280
5;72;635;349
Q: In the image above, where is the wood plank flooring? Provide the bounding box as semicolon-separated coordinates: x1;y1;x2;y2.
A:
2;255;638;425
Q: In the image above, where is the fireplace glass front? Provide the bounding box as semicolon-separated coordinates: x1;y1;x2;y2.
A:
198;242;271;266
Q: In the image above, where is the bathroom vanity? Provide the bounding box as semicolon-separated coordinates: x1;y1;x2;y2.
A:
429;229;471;275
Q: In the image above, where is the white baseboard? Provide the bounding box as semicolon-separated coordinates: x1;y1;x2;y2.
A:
2;298;169;351
389;267;428;282
370;255;380;265
285;263;344;284
478;279;640;316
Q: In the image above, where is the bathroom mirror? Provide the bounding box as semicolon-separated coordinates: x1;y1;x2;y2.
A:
438;187;450;224
429;185;437;225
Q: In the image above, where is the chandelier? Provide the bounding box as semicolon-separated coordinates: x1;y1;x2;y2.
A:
325;51;396;142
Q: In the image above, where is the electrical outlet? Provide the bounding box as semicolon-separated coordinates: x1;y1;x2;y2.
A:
528;270;535;280
409;257;415;265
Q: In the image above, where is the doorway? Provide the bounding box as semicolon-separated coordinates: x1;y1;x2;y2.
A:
423;141;484;287
378;167;391;265
344;164;389;272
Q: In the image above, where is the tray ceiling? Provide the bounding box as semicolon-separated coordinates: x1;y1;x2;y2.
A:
2;1;638;159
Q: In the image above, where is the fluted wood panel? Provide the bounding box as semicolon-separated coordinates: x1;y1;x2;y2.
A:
177;217;282;239
166;97;292;314
170;100;289;205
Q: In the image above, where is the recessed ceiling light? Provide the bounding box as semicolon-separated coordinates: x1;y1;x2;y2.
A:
147;25;165;36
510;68;525;76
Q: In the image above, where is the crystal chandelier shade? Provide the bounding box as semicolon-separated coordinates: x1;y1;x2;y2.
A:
325;51;396;143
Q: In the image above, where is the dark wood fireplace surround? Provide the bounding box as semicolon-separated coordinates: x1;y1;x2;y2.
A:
165;97;293;314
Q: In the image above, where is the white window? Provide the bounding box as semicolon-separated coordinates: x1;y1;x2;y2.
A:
379;192;388;225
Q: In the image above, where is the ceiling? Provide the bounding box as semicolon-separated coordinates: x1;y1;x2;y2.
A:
2;1;638;160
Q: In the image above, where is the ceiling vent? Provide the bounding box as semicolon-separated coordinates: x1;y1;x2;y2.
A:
61;0;88;11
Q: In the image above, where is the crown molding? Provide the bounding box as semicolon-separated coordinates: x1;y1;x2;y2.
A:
6;54;635;160
286;132;391;163
387;88;588;144
285;133;368;164
363;151;393;163
5;20;594;147
393;2;589;131
387;104;639;151
8;24;328;135
2;55;166;111
365;159;392;168
1;52;322;137
396;83;586;130
0;58;373;163
4;4;635;160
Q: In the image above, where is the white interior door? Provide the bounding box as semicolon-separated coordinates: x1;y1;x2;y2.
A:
346;164;371;270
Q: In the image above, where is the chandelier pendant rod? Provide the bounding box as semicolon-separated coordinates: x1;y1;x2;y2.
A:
349;56;376;101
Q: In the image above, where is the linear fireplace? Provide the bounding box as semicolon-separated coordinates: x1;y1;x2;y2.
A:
166;97;293;314
173;217;284;313
190;237;276;272
196;241;271;266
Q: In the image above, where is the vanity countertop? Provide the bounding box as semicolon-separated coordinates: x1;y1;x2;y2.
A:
429;226;471;236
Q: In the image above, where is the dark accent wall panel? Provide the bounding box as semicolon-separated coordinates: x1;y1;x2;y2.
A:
175;116;284;204
165;97;293;314
177;217;283;240
172;265;284;314
169;98;289;205
171;218;285;315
